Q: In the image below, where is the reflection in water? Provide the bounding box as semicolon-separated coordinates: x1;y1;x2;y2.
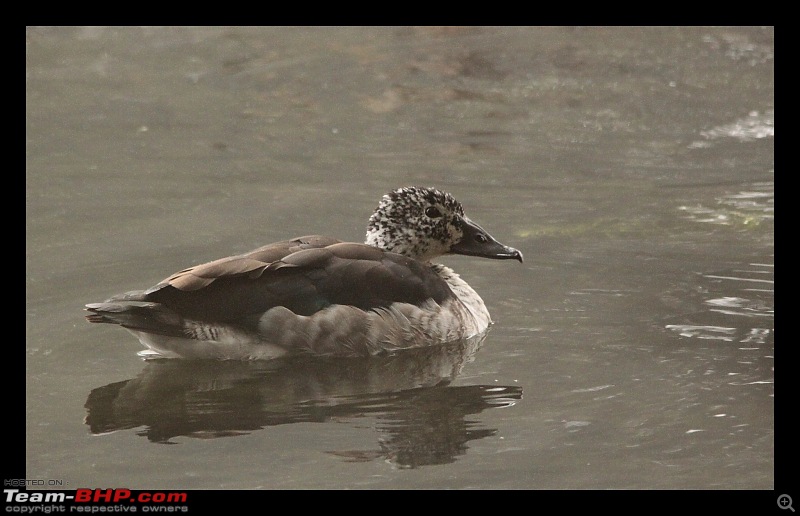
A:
84;335;522;468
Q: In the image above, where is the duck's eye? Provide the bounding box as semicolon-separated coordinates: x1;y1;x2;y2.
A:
425;206;442;218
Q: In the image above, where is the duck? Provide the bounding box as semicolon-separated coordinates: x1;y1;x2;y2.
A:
85;186;523;360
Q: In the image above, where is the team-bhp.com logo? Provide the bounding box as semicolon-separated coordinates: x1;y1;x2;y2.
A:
5;488;188;511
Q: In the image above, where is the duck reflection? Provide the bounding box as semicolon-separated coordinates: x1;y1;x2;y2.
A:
84;334;522;468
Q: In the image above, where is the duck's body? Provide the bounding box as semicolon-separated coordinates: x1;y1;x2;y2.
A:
86;187;522;360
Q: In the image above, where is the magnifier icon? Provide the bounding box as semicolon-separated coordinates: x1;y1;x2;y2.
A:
779;494;795;512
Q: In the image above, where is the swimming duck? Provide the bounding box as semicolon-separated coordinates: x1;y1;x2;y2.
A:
85;186;523;360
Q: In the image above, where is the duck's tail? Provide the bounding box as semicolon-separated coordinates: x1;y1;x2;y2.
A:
85;299;187;338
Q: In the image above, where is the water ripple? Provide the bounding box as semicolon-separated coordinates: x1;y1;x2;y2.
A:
678;181;773;227
689;110;774;148
665;262;773;344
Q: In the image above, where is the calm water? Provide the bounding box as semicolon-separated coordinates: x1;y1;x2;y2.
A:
26;26;773;490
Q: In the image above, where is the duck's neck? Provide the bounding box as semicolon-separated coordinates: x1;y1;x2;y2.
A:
430;263;493;330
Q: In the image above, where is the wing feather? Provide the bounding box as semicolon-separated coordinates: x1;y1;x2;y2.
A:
138;237;454;325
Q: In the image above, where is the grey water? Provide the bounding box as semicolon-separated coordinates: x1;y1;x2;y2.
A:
26;26;773;489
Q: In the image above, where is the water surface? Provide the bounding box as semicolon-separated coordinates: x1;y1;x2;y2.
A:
26;26;773;489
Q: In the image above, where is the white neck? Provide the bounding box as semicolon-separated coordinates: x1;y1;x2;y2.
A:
432;264;492;332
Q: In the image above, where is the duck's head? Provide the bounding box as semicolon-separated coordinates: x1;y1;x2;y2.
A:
365;186;523;263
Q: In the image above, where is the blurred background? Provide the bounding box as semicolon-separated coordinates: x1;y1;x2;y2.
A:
26;26;773;489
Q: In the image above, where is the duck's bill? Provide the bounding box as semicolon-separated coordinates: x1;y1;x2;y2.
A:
450;218;524;263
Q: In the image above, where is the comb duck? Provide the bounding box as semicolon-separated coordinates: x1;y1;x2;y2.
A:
85;186;523;360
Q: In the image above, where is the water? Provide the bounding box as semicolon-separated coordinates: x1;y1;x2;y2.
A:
26;26;773;489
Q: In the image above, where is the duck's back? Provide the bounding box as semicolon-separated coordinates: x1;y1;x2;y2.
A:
85;235;474;359
145;236;455;320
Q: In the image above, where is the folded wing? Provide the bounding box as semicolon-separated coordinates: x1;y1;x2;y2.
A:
85;235;455;339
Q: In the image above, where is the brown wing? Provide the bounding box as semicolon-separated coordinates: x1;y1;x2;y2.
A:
133;237;455;326
154;235;341;291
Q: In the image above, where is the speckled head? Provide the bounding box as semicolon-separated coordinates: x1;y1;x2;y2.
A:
365;186;523;263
